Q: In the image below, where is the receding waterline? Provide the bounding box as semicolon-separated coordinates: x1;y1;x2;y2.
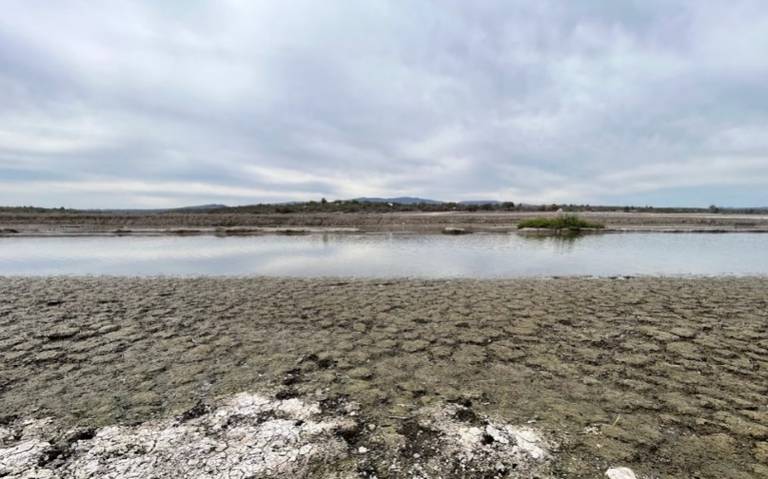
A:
0;233;766;278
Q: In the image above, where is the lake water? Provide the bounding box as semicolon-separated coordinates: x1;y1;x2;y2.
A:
0;233;766;277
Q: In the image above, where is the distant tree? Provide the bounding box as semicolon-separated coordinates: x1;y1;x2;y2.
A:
709;204;720;213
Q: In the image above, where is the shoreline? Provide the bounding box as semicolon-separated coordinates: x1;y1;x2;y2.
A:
2;276;767;477
3;211;768;237
3;226;768;238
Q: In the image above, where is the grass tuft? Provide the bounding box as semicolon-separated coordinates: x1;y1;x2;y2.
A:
517;214;604;231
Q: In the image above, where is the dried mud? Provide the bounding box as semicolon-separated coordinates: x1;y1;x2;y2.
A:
1;277;767;478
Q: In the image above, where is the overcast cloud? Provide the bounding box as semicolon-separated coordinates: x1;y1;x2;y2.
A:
1;0;767;208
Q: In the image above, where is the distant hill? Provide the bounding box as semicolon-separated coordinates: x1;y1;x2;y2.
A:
4;202;767;216
353;198;505;205
353;197;443;205
79;204;229;214
171;204;228;212
458;200;502;205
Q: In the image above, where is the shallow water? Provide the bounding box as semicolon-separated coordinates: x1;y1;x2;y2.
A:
0;232;766;277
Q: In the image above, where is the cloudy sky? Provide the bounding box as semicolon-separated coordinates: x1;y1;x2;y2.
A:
1;1;767;208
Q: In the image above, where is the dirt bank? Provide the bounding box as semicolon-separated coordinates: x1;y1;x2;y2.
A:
1;277;767;477
2;211;768;236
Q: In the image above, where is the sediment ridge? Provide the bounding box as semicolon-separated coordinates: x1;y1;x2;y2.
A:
2;211;768;236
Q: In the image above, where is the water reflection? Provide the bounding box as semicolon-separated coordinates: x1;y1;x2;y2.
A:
0;233;766;277
516;232;585;253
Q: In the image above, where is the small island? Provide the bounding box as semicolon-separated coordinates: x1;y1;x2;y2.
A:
517;214;605;232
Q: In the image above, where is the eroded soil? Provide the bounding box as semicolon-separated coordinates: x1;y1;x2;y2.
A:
1;277;767;477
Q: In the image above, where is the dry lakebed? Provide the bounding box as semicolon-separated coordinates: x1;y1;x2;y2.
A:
1;276;767;478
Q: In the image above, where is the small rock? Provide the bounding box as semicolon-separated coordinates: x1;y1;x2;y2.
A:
754;441;768;462
44;327;79;340
33;350;63;362
348;367;373;380
669;327;697;339
606;467;638;479
97;324;120;334
358;446;368;454
485;425;509;445
352;323;367;333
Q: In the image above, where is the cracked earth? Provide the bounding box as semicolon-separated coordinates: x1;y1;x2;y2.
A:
1;277;767;477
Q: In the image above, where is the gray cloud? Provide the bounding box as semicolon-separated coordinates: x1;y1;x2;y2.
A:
1;0;767;207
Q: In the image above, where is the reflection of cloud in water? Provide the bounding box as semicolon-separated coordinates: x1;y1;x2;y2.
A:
0;237;329;262
0;233;766;277
254;243;382;276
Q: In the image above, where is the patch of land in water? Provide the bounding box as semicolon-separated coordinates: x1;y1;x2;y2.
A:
1;277;767;478
2;211;768;236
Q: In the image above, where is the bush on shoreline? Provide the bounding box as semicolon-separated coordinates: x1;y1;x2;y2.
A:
517;214;604;231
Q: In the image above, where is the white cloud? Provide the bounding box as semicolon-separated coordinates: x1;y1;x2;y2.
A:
1;0;767;207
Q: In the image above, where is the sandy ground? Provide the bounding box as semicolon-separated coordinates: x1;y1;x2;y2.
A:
3;211;768;236
1;277;767;478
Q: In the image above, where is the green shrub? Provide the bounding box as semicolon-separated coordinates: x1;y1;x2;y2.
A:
517;214;604;231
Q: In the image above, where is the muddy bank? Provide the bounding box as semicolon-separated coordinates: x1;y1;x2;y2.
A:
1;277;767;477
2;211;768;236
